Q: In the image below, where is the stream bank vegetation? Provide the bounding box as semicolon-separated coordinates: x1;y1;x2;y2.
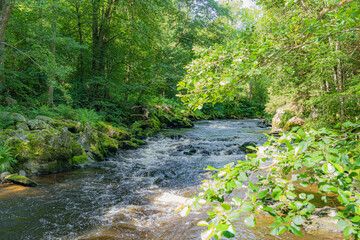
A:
175;0;360;239
0;0;360;238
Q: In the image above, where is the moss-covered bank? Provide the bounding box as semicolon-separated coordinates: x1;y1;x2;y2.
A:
0;105;193;176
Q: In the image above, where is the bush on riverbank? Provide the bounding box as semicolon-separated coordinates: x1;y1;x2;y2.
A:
179;121;360;239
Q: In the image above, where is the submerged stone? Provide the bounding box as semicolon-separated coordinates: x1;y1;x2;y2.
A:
5;174;38;187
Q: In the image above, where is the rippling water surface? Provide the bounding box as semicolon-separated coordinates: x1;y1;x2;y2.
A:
0;120;341;240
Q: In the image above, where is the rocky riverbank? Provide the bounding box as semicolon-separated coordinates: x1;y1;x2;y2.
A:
0;107;194;179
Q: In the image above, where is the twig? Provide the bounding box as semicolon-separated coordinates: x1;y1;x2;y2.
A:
1;42;41;67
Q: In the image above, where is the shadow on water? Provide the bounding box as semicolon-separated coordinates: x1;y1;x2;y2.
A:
0;120;342;240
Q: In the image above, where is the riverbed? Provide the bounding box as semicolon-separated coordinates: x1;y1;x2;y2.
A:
0;120;342;239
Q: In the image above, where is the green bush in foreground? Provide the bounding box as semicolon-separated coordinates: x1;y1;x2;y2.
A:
0;142;17;172
178;122;360;240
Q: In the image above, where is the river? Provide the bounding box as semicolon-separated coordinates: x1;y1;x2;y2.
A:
0;120;341;239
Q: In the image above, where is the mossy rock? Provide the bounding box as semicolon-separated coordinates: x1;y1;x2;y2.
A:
35;116;82;133
70;153;88;165
78;123;103;161
283;116;305;132
98;132;119;154
6;127;75;174
170;116;194;128
27;119;50;130
150;116;162;130
5;174;38;187
119;138;147;150
97;121;130;140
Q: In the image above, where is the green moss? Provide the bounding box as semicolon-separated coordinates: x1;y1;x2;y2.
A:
70;154;88;165
99;132;119;154
5;174;38;187
150;116;162;130
118;138;146;150
97;121;130;140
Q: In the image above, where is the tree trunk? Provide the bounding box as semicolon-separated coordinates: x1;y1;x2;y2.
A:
47;24;56;107
248;81;253;103
0;0;14;43
76;2;84;84
0;0;14;90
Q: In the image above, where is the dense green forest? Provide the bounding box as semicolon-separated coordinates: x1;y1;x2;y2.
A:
1;0;360;239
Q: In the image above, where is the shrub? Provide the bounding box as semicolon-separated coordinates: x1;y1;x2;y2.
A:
178;122;360;239
75;108;103;125
0;112;16;129
0;142;17;172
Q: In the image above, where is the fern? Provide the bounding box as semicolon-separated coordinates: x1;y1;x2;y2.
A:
75;108;103;125
0;142;17;172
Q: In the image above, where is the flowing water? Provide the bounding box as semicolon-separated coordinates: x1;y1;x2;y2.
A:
0;120;341;240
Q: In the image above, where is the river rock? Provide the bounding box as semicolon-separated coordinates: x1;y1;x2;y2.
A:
283;116;304;131
271;108;285;134
10;113;26;122
4;174;38;187
0;172;11;181
97;121;130;140
79;122;103;161
18;170;26;177
257;119;271;128
5;127;80;174
27;119;49;130
16;122;30;131
303;207;340;232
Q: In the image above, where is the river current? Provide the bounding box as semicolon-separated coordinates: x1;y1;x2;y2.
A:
0;120;341;240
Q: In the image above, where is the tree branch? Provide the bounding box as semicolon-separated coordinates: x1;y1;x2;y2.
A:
317;0;357;20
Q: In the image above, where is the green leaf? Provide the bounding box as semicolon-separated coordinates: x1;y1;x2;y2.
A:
290;225;304;237
257;189;269;199
322;163;335;174
240;201;254;212
343;226;355;237
222;231;235;238
297;128;306;139
286;191;297;200
338;191;349;205
244;214;256;228
337;219;348;230
222;203;231;211
196;218;209;226
201;228;215;240
293;215;304;225
238;172;248;181
180;206;191;217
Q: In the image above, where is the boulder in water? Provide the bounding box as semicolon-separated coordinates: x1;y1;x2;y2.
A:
257;119;271;128
4;174;38;187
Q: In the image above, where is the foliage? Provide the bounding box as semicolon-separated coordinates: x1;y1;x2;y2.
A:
178;122;360;239
75;108;103;126
0;112;16;129
279;110;295;128
0;142;17;172
178;0;360;125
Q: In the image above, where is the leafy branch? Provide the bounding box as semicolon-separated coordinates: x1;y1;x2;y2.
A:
178;122;360;239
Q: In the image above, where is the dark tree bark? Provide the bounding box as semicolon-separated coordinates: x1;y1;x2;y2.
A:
0;0;14;89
